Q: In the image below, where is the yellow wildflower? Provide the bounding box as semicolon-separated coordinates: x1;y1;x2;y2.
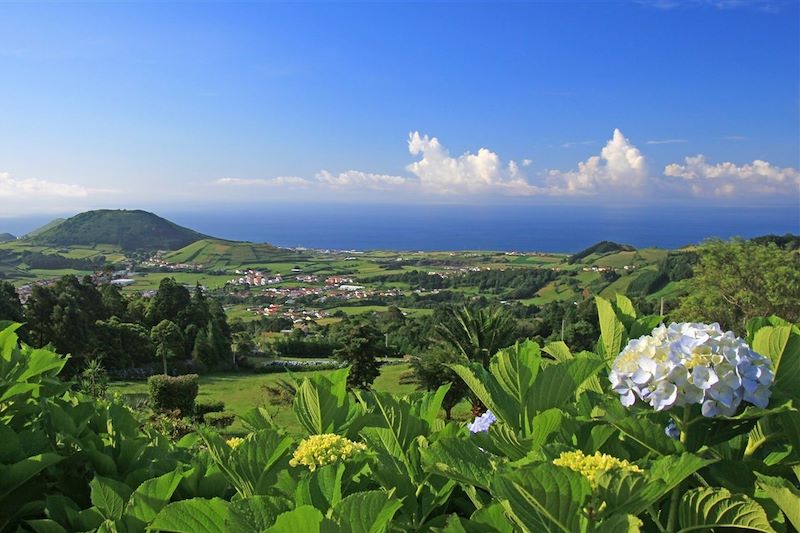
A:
226;437;245;449
289;434;367;471
553;450;642;488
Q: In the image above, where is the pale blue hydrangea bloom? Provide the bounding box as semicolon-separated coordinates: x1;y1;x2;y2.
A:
468;410;497;433
664;421;680;440
609;323;774;418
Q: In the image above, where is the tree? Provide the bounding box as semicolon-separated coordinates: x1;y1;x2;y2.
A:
99;284;127;319
435;306;516;368
673;239;800;330
151;319;184;375
191;326;215;370
333;322;387;390
147;278;190;326
0;281;23;323
409;347;469;420
231;331;254;368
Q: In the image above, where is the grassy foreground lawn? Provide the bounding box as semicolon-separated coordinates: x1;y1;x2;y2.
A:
109;363;423;433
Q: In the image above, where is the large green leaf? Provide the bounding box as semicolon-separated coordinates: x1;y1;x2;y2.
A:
293;368;360;436
596;514;642;533
677;487;776;533
90;476;132;521
752;326;800;403
648;453;716;494
332;490;403;533
421;436;497;490
492;463;590;533
226;495;292;532
542;341;572;362
201;429;293;497
295;463;344;511
122;468;184;533
596;296;627;358
149;497;231;533
0;453;63;500
755;473;800;531
265;505;337;533
610;417;684;456
527;356;605;413
450;363;515;428
490;341;541;407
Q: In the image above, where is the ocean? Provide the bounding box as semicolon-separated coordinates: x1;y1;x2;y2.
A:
3;204;797;253
164;204;799;253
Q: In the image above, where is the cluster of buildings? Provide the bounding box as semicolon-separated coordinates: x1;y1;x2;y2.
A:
580;265;637;273
230;269;283;286
255;303;331;323
140;253;204;271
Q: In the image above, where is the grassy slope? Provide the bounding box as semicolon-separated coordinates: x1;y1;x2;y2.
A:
109;363;418;433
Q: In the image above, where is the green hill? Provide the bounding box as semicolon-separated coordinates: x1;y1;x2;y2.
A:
567;240;636;264
164;238;288;270
24;218;66;238
0;233;15;243
29;209;209;251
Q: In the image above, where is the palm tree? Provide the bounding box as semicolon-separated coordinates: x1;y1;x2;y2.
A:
435;306;516;369
434;306;516;415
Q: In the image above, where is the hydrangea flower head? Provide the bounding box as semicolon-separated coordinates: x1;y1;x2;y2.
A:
553;450;642;488
609;322;773;417
289;434;367;471
468;410;497;433
226;437;245;449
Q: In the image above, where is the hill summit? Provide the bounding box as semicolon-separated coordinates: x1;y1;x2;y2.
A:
30;209;210;251
567;240;636;264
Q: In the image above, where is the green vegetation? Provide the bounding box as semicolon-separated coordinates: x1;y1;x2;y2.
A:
3;292;799;532
674;238;800;329
30;209;209;251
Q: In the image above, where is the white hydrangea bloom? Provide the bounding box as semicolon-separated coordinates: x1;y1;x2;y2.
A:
609;322;774;417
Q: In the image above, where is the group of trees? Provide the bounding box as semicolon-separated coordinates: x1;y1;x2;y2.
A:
0;276;232;375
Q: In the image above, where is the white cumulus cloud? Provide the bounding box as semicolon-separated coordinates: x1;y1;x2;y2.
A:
406;131;539;195
545;129;647;194
0;171;92;198
664;155;800;197
315;170;407;189
216;176;311;187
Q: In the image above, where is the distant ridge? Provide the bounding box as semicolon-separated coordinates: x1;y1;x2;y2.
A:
0;233;16;243
29;209;210;251
24;218;66;238
567;240;636;264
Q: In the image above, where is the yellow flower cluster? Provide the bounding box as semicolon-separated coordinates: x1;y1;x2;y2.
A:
226;437;245;449
289;434;367;471
553;450;642;488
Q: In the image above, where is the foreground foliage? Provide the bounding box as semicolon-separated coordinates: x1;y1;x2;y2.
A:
1;295;799;532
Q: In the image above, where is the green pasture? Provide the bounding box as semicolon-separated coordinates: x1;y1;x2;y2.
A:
109;363;421;433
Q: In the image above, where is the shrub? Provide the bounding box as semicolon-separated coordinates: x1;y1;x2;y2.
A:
147;374;199;416
204;411;235;428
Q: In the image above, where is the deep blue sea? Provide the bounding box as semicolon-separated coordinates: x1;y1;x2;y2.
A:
3;204;798;253
165;204;799;253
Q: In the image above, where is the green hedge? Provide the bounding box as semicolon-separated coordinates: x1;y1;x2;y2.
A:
147;374;199;416
204;411;235;428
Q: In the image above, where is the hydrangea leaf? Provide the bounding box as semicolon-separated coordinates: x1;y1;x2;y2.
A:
492;463;591;533
421;436;497;490
755;473;800;530
678;487;776;533
149;497;231;533
331;490;403;533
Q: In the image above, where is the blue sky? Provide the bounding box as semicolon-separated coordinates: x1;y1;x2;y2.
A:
0;0;798;216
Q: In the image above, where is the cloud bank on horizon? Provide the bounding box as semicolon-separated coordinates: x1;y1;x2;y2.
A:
2;129;798;215
215;129;800;201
